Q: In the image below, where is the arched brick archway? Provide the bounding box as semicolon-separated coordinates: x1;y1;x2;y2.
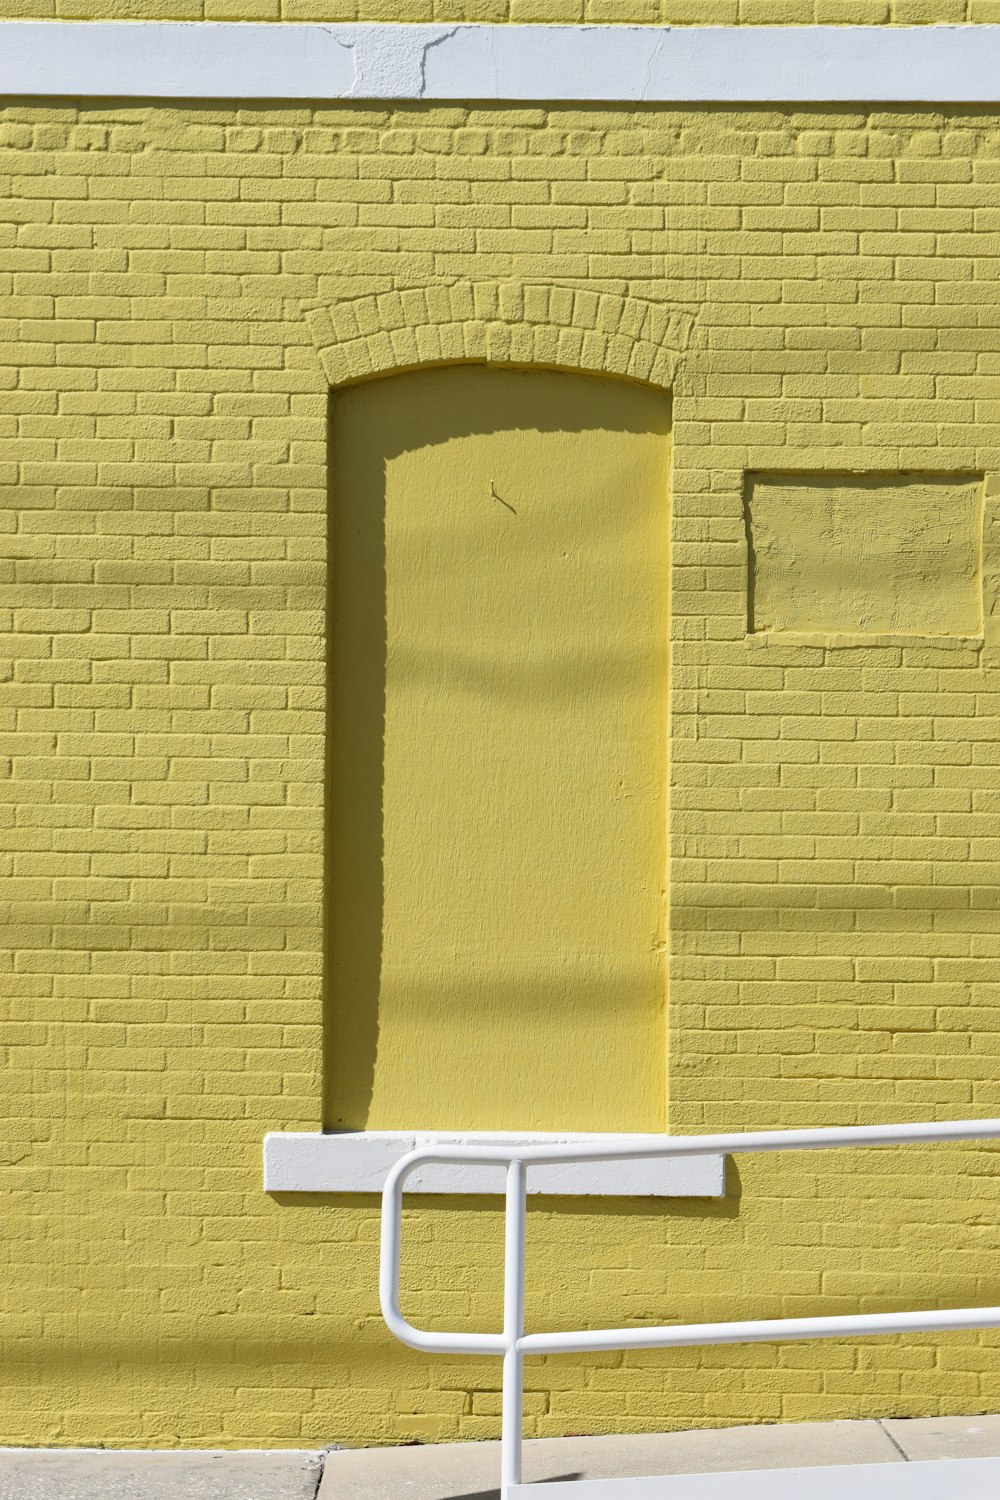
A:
310;282;694;1134
304;281;697;391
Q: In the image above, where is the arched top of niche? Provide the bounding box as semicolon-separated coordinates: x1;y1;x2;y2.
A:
304;281;698;392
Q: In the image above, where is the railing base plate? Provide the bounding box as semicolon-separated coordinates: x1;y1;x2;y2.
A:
509;1455;1000;1496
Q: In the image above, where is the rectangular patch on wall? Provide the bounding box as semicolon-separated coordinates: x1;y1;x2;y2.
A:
745;472;984;639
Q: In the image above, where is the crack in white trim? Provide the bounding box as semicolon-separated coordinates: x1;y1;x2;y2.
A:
1;22;1000;102
417;25;464;100
641;28;667;104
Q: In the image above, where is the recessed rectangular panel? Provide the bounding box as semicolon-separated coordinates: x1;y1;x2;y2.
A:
328;366;670;1133
746;473;983;637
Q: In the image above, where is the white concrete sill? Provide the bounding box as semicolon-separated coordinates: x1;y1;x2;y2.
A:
263;1131;726;1197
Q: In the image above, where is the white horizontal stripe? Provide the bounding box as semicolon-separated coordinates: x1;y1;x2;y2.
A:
2;22;1000;102
263;1131;726;1196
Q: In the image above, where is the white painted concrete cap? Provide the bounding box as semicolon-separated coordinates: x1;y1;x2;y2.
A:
3;22;1000;102
263;1131;726;1196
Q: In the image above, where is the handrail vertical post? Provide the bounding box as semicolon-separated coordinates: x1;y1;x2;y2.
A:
501;1157;527;1497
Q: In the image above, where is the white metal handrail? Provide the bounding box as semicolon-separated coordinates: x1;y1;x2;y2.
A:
380;1118;1000;1496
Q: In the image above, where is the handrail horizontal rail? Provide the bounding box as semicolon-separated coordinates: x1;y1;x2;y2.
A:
519;1304;1000;1356
386;1117;1000;1171
379;1116;1000;1495
380;1118;1000;1356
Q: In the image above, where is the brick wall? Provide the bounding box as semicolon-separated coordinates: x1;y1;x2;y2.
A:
2;101;1000;1446
0;3;994;27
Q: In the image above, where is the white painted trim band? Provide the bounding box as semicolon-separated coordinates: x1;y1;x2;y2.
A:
263;1132;726;1196
3;23;1000;102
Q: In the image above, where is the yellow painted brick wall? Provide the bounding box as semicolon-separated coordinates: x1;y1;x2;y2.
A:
0;4;995;27
3;101;1000;1447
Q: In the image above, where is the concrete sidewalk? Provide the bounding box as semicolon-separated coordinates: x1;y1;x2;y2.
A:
320;1415;1000;1498
0;1448;325;1500
3;1415;1000;1499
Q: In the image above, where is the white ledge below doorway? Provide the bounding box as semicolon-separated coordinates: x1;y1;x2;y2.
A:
263;1131;726;1197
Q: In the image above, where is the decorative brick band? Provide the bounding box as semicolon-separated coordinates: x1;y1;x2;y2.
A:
305;282;697;392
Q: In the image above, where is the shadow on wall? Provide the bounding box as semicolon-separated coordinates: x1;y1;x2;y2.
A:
322;363;672;1135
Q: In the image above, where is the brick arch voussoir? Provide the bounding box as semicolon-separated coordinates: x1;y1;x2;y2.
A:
304;281;696;392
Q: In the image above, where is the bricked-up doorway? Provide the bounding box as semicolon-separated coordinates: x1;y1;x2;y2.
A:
324;364;671;1133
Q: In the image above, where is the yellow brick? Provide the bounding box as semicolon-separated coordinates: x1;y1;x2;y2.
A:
0;96;998;1457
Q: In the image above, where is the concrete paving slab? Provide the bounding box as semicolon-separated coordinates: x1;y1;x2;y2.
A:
3;1417;998;1500
882;1414;1000;1461
319;1420;901;1500
0;1447;324;1500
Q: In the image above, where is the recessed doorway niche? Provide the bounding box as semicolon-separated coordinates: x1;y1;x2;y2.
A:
325;364;671;1133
